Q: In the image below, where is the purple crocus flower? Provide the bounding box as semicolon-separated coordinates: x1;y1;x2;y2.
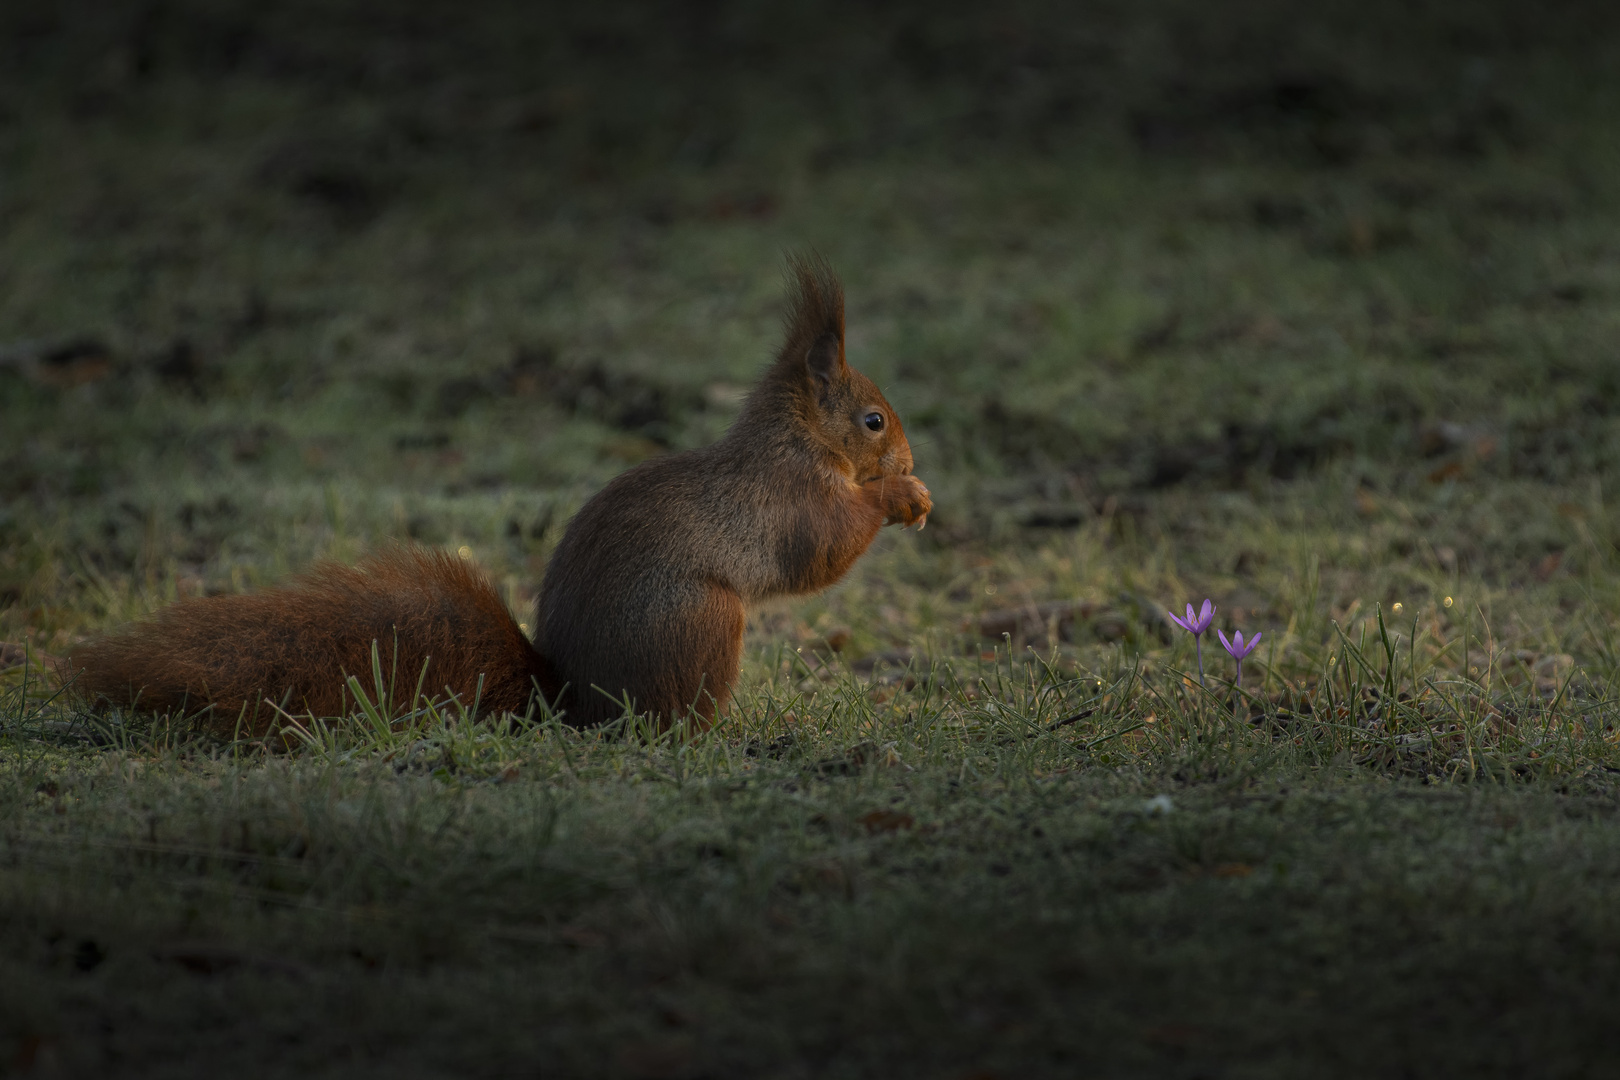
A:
1167;599;1216;686
1216;628;1262;691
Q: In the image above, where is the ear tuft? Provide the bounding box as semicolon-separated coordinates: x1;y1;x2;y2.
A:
776;252;846;381
805;332;844;388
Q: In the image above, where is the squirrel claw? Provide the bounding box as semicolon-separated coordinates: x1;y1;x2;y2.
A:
915;514;927;531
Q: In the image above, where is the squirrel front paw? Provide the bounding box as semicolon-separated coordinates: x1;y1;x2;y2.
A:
872;474;932;529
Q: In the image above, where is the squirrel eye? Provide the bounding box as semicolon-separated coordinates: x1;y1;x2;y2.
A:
864;412;885;432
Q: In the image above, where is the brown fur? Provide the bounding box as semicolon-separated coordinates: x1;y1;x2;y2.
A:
70;548;558;730
70;256;929;732
535;254;928;726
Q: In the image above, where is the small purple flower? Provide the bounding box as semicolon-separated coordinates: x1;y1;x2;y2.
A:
1167;599;1216;685
1167;599;1216;636
1216;628;1263;691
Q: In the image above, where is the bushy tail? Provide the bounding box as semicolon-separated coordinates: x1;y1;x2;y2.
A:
68;547;558;732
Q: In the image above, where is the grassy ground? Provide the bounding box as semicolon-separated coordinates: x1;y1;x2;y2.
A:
4;0;1620;1075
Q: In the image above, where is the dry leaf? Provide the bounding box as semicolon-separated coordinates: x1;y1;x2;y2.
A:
859;809;916;834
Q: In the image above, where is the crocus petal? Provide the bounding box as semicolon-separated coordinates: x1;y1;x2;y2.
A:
1216;629;1232;654
1177;598;1215;634
1167;611;1191;632
1245;632;1262;657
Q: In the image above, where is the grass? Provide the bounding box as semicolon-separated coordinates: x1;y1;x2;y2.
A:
6;646;1620;1077
5;0;1620;1074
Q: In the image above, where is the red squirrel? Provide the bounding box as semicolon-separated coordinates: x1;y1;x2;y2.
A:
69;256;932;731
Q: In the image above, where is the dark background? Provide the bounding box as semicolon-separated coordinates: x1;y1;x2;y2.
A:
1;0;1617;594
6;7;1620;1078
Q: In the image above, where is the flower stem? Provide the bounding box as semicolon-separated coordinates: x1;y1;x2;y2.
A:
1196;635;1204;687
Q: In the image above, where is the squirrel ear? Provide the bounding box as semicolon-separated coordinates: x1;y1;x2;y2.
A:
805;332;845;389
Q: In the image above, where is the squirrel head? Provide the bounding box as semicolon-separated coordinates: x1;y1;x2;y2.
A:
765;254;914;482
801;331;914;482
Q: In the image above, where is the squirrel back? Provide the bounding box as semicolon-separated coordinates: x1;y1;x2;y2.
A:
69;256;931;731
